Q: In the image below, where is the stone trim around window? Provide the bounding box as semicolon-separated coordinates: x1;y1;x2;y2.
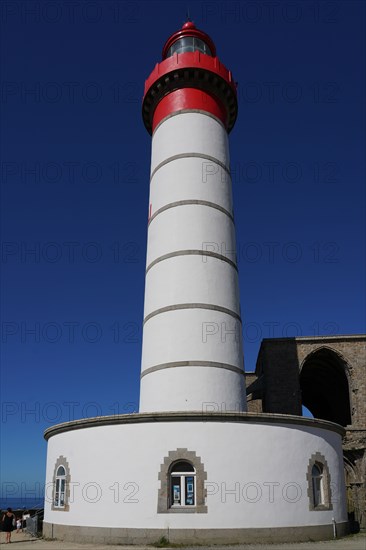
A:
306;452;333;511
157;448;207;513
51;455;71;512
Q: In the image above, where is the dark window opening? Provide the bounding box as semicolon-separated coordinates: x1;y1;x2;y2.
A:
300;348;351;426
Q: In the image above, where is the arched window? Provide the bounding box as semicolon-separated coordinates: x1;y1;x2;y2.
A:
157;449;207;513
51;456;70;511
55;466;66;508
306;453;332;511
312;463;323;507
170;461;196;507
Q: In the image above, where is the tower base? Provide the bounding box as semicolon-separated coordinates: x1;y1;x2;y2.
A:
43;522;349;545
44;412;348;544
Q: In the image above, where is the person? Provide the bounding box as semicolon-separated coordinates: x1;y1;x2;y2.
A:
2;507;15;543
16;517;22;533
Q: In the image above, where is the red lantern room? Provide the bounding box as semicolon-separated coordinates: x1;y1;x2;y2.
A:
142;22;238;135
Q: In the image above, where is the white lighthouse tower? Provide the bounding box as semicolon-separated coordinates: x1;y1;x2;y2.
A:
43;21;349;545
140;21;246;413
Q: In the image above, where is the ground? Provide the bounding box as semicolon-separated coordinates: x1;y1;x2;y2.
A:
0;532;365;549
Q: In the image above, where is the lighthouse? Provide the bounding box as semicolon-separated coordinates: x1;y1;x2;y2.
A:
140;22;246;413
43;21;348;545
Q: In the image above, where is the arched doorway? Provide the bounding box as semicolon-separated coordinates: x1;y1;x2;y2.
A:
300;347;351;426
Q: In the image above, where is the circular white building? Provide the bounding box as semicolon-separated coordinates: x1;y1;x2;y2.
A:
43;21;349;544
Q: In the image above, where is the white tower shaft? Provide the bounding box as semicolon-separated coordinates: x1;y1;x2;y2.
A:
139;112;246;412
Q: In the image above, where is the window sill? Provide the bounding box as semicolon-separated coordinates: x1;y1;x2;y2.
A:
51;505;69;512
310;504;333;512
164;505;207;514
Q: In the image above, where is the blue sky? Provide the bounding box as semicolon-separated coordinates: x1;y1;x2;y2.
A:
1;1;365;497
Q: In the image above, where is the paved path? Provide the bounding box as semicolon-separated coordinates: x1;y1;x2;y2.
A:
0;532;365;549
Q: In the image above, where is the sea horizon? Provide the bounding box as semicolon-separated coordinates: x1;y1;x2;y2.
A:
0;497;44;511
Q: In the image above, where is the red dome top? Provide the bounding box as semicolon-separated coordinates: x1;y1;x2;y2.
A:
162;21;216;59
182;21;195;29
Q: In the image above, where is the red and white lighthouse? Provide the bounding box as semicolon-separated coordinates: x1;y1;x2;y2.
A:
140;22;247;412
43;22;348;545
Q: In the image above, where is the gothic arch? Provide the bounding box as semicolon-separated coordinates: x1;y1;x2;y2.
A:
299;346;352;426
344;456;358;485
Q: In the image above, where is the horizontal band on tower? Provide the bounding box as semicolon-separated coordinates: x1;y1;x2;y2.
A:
153;90;228;133
146;249;238;274
143;303;242;325
148;200;234;226
150;153;230;182
141;361;245;379
153;108;226;135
